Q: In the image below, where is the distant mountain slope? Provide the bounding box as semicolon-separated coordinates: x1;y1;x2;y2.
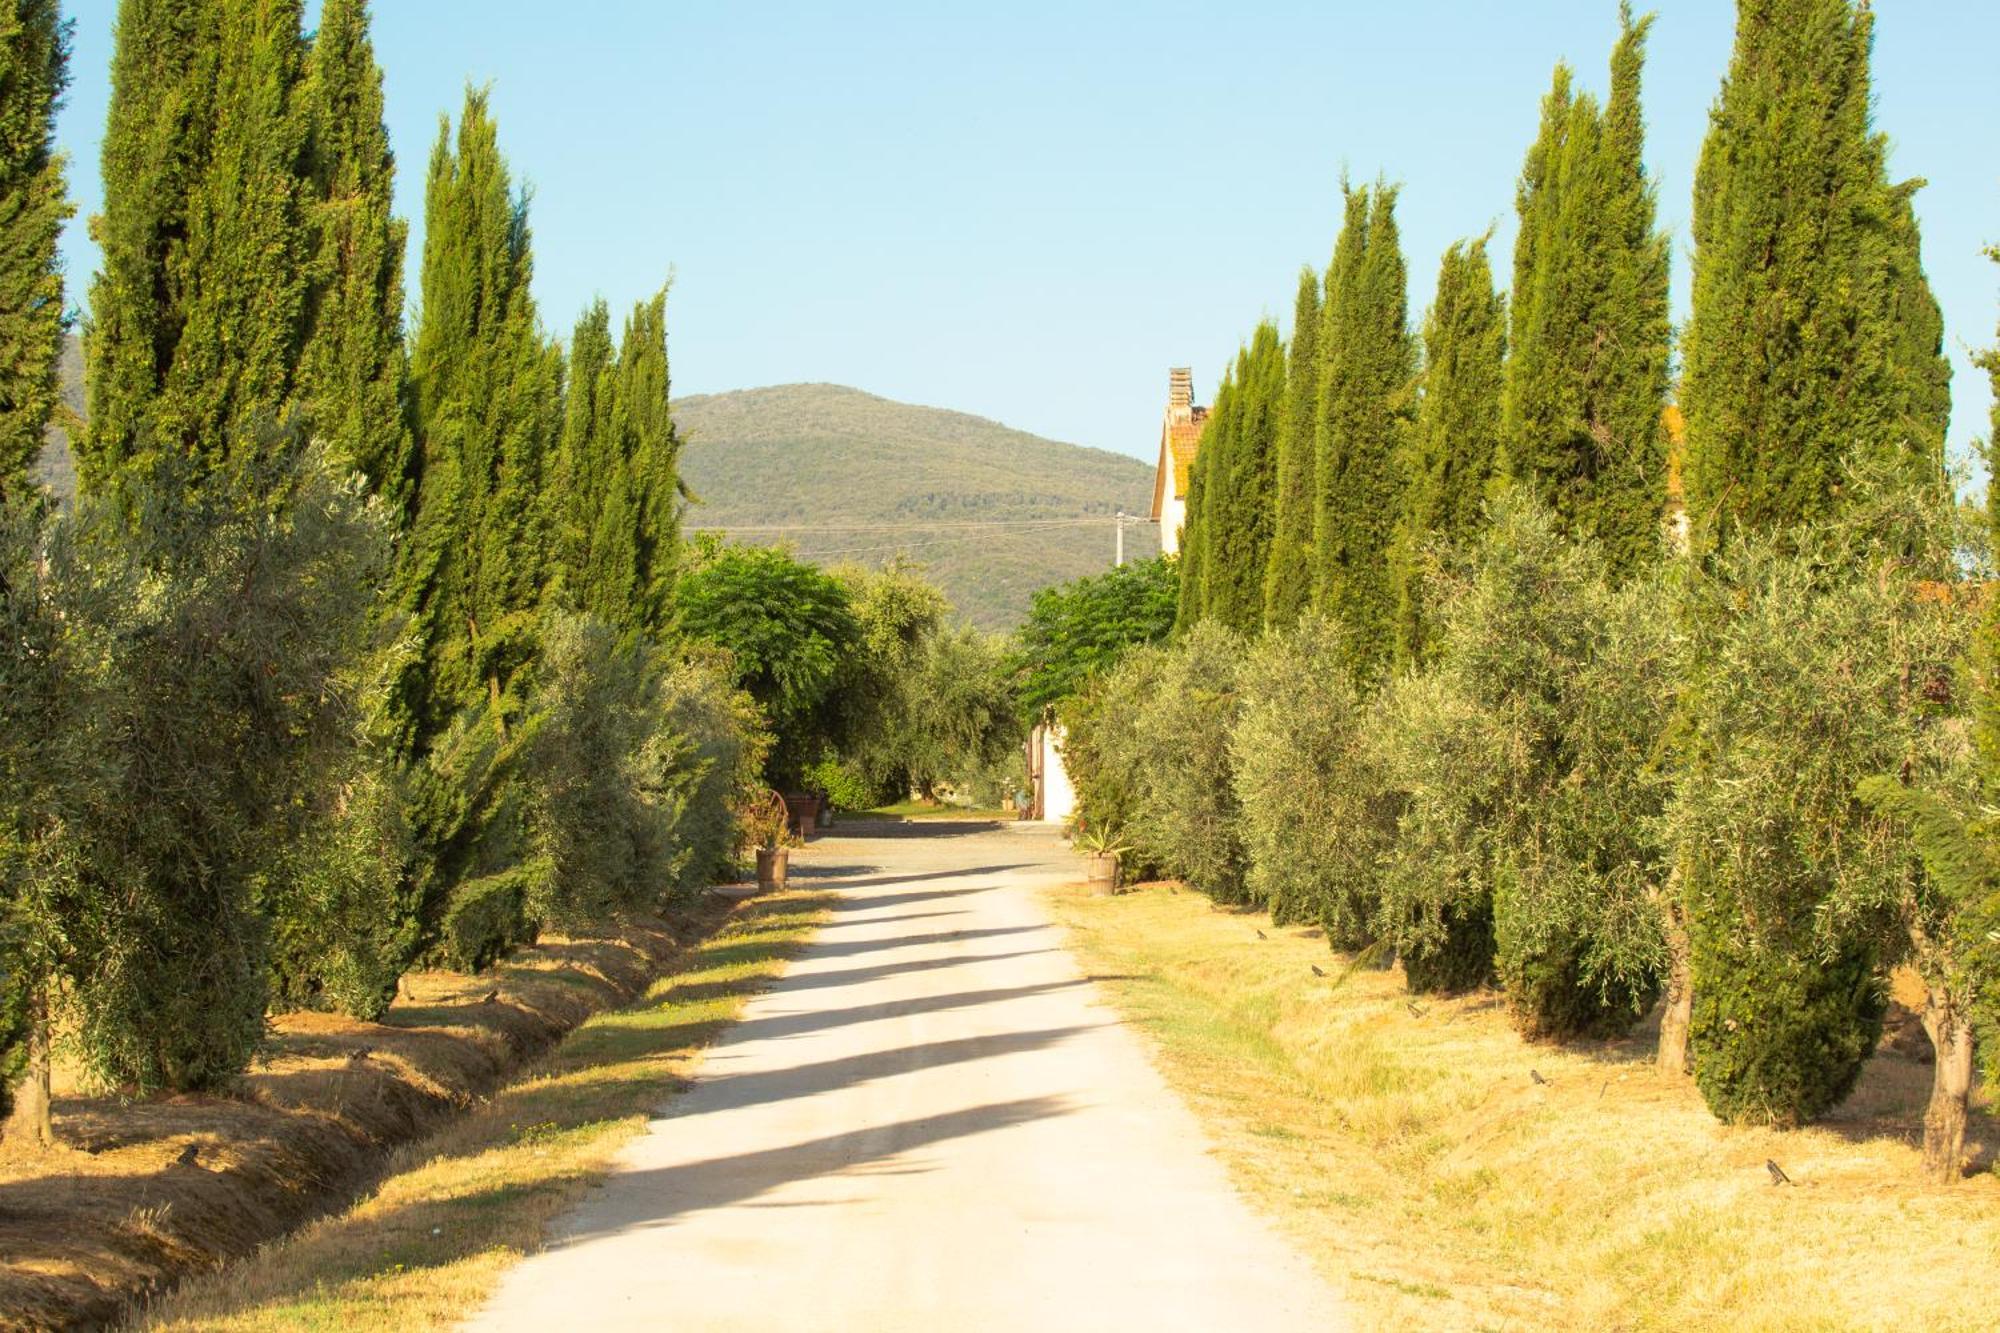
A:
31;361;1157;630
29;335;82;499
674;383;1159;629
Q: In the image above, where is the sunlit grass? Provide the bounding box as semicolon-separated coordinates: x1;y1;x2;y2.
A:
1048;880;1998;1332
140;890;833;1331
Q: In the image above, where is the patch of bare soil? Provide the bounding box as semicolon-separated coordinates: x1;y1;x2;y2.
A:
0;892;745;1332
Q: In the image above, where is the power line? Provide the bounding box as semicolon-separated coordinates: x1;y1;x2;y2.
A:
684;516;1157;534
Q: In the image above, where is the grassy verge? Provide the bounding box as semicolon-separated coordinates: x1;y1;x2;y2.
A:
137;888;832;1331
857;801;1012;821
1046;880;1998;1332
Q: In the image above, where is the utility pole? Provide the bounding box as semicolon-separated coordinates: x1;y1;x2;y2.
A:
1114;510;1125;567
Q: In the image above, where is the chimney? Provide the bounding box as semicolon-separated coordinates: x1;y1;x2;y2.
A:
1167;367;1194;423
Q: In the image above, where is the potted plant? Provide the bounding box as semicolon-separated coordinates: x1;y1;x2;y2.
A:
744;788;797;889
1076;826;1129;896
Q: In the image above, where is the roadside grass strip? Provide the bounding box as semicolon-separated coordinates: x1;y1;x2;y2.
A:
1047;880;1998;1333
138;889;833;1331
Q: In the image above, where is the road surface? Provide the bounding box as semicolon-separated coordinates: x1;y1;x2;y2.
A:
468;819;1347;1332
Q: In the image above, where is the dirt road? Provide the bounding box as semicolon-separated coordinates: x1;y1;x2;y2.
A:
467;820;1346;1331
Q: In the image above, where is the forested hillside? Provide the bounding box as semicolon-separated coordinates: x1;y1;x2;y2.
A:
675;383;1158;629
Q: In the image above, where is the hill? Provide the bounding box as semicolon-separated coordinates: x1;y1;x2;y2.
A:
674;383;1159;629
32;362;1159;629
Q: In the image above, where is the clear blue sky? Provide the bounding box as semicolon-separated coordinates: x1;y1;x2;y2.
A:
52;1;2000;472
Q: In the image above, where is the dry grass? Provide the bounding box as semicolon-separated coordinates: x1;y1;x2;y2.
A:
1047;880;1999;1332
127;888;830;1331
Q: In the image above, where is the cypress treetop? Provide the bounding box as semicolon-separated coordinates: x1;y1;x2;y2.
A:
1262;266;1321;629
0;0;71;499
1392;235;1506;666
1682;0;1951;544
1314;180;1415;685
300;0;411;514
1503;3;1671;576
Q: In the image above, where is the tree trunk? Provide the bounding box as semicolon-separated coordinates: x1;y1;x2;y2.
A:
15;991;54;1149
1919;986;1974;1184
1656;893;1693;1078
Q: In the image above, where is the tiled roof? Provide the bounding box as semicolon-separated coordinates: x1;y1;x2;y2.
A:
1168;407;1207;499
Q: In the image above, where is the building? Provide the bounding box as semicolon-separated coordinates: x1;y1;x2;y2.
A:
1026;721;1075;825
1149;367;1208;556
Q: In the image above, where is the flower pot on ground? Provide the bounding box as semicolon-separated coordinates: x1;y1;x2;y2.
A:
757;846;790;889
1075;827;1130;896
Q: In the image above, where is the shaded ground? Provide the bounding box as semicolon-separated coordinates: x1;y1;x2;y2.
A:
0;897;748;1332
469;820;1347;1332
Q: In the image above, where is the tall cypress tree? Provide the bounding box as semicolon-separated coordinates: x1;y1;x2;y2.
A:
83;0;311;486
1263;266;1321;628
1392;236;1506;666
1503;4;1670;577
0;0;70;500
617;289;680;633
1202;321;1283;636
1313;181;1414;684
553;298;616;614
403;89;561;740
299;0;410;514
1682;0;1951;543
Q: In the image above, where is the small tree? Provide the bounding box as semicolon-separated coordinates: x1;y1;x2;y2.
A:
1232;615;1391;943
1667;479;1953;1127
68;435;393;1094
1058;642;1169;868
1013;556;1177;723
673;541;860;788
1129;622;1249;903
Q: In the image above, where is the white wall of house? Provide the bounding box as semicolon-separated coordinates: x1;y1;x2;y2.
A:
1158;489;1185;557
1031;723;1076;824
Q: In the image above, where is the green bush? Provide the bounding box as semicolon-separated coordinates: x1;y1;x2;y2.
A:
1373;670;1499;994
1231;615;1391;940
1130;622;1250;903
1669;505;1923;1125
1058;643;1167;864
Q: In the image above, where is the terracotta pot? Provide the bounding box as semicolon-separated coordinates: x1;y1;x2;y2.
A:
1083;852;1121;895
756;846;790;890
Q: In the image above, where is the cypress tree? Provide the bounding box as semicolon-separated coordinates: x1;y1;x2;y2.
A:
1202;321;1284;636
1262;266;1321;628
82;0;311;486
403;89;561;741
617;289;681;633
299;0;410;513
1313;181;1414;684
1682;0;1951;543
553;298;617;614
1503;5;1671;577
1392;236;1506;666
0;0;70;499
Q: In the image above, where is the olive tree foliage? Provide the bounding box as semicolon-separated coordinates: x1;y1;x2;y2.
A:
1372;491;1673;1021
1230;615;1391;943
1058;642;1168;866
898;625;1023;804
1444;495;1670;1039
65;439;394;1094
1127;622;1250;903
520;612;755;931
1667;476;1960;1127
0;499;116;1132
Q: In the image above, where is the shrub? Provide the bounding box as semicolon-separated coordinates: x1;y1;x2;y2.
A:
1232;615;1392;941
1058;643;1167;865
1130;622;1250;903
68;442;393;1093
1373;670;1498;994
1669;508;1923;1125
